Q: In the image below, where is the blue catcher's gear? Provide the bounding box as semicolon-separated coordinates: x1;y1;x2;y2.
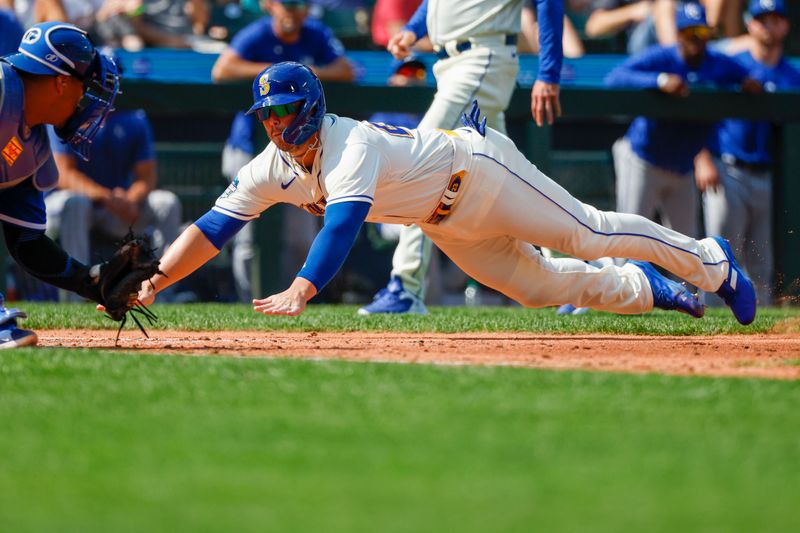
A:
246;61;326;146
2;22;120;161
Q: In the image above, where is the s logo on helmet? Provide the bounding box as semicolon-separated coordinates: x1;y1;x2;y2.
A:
258;75;270;96
22;28;41;44
45;53;58;62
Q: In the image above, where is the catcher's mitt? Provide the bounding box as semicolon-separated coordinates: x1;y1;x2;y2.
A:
98;232;163;342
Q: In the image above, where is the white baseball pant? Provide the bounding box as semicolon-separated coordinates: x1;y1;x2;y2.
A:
419;128;729;313
391;40;519;299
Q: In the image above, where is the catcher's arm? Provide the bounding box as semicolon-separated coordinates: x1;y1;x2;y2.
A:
138;224;220;305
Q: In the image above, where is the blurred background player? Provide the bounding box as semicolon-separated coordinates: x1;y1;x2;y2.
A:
45;104;182;301
211;0;354;301
0;6;23;53
695;0;800;305
360;0;565;315
606;2;759;243
0;22;119;347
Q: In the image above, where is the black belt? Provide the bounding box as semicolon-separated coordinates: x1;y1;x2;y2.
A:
721;154;771;173
436;34;518;59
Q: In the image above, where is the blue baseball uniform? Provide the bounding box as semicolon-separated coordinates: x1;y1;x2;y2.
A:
704;50;800;305
0;22;122;348
45;109;180;272
606;45;749;174
49;109;156;190
606;44;749;238
0;63;60;231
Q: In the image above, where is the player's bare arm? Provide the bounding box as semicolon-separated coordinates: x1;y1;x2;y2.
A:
211;49;272;82
52;151;115;203
584;1;653;38
137;224;221;305
310;56;355;82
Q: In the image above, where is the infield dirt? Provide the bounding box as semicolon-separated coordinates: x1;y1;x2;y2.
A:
39;329;800;380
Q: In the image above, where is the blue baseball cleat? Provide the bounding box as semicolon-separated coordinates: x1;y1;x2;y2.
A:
358;277;428;315
0;305;38;349
556;304;590;316
630;261;704;318
712;236;757;325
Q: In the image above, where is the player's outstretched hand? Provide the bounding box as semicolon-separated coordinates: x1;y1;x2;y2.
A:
137;279;157;307
387;30;417;60
253;290;307;316
531;81;562;127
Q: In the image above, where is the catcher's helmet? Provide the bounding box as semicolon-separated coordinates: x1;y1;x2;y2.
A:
1;22;120;161
246;61;326;146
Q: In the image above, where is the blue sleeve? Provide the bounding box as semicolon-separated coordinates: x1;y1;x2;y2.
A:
229;18;267;59
296;201;370;291
534;0;564;84
403;0;428;40
714;52;750;86
786;64;800;88
605;46;664;89
314;24;345;66
195;209;248;250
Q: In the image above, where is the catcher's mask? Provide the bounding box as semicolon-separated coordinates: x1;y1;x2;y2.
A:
246;61;326;146
2;22;120;161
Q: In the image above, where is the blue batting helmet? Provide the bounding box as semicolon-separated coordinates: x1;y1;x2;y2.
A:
246;61;326;146
1;22;120;161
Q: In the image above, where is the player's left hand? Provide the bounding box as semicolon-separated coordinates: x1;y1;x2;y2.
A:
253;277;317;316
252;290;308;316
531;81;562;127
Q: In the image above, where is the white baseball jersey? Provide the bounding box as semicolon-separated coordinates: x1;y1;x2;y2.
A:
426;0;523;45
214;114;467;225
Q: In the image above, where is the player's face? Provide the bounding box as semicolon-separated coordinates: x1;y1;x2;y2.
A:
748;13;790;47
259;103;304;153
268;1;308;37
51;75;86;127
677;26;710;67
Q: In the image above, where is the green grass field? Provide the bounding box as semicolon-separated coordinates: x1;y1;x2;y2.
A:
1;304;799;532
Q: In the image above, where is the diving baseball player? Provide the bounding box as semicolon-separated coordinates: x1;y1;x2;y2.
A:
137;62;757;326
361;0;565;315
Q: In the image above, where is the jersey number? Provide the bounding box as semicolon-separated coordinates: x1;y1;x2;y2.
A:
368;122;414;138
